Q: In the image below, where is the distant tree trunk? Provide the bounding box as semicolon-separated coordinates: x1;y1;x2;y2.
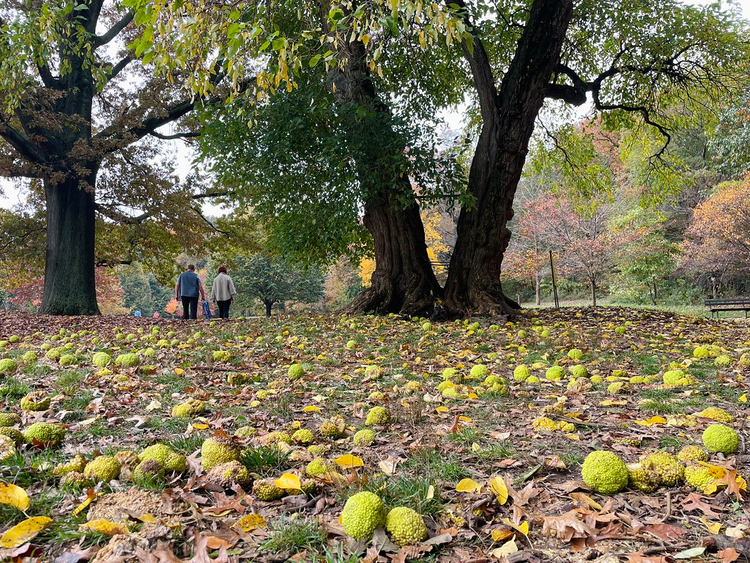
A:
349;189;442;315
443;0;573;316
590;277;597;307
535;272;541;306
264;300;273;317
41;169;100;315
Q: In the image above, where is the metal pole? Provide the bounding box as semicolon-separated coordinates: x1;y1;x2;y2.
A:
549;250;559;308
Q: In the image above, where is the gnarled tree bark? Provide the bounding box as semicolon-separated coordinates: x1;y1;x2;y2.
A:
443;0;574;317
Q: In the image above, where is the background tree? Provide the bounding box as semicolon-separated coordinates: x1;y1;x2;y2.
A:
233;254;324;317
0;0;230;315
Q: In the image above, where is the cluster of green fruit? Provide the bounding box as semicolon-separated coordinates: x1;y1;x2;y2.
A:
582;422;741;495
340;491;428;546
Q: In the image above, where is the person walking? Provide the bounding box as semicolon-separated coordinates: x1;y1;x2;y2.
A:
175;264;206;320
210;266;237;319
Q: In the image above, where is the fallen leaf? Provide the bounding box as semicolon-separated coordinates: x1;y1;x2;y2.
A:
717;547;740;562
680;493;723;518
334;454;364;469
634;416;666;426
81;519;129;535
673;546;706;559
489;476;508;505
274;473;302;491
233;513;267;533
569;492;602;511
490;538;518;558
701;516;722;535
0;483;30;511
455;478;481;493
0;517;53;548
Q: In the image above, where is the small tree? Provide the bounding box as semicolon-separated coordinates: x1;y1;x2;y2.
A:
234;255;324;317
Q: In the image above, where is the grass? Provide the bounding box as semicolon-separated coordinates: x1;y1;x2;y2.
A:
240;446;290;477
0;378;32;400
259;516;326;555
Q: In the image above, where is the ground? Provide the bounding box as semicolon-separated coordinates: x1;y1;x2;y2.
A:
0;307;748;563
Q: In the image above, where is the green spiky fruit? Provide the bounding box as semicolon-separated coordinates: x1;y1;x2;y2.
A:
569;365;588;378
91;352;111;367
0;427;25;446
714;355;732;368
663;369;690;387
319;415;347;439
545;366;565;381
353;429;376;447
567;349;584;361
59;471;94;490
139;444;185;473
234;425;257;438
21;351;37;364
702;424;740;454
365;406;391;426
677;446;709;463
23;422;65;447
386;507;428;545
0;358;18;374
0;412;21;427
133;459;164;484
365;365;383;379
693;347;710;359
513;365;530;382
288;364;305;379
291;429;315;444
640;452;684;486
227;372;250;386
697;407;733;423
251;478;286;501
212;350;231;362
305;458;335;477
201;438;241;472
581;451;629;494
20;391;50;412
59;354;77;366
684;465;721;493
626;463;660;493
469;365;488;379
206;460;252;488
83;456;121;483
171;399;206;418
340;491;386;541
114;353;139;367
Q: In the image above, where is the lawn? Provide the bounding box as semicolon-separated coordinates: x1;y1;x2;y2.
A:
0;307;747;562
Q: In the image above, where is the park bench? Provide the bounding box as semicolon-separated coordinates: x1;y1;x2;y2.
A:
704;298;750;318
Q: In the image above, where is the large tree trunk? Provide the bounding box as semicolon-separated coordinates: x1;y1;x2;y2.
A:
349;189;442;316
590;277;597;307
41;170;100;315
332;36;439;316
443;0;573;317
264;300;273;317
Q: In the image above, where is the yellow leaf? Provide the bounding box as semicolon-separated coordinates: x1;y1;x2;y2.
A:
489;476;508;505
136;513;157;523
471;442;482;453
0;482;30;511
71;490;99;517
565;433;580;440
635;416;666;426
378;459;398;475
491;538;518;558
233;513;267;533
740;394;747;403
599;400;627;406
191;423;209;430
458;416;472;422
81;519;129;535
334;454;364;469
426;485;435;500
274;473;302;491
701;516;722;535
435;406;449;413
569;492;602;510
0;517;53;548
175;368;184;375
455;478;482;493
302;405;321;412
491;528;514;542
501;518;529;538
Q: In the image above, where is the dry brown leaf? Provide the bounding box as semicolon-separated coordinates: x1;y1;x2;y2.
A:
680;493;723;518
642;523;686;542
717;547;741;562
542;510;593;542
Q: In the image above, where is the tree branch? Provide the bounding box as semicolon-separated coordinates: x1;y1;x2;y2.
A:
0;120;47;165
107;54;133;82
95;11;134;47
190;203;231;235
149;130;200;140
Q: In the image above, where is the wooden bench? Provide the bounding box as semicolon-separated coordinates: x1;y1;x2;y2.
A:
704;298;750;318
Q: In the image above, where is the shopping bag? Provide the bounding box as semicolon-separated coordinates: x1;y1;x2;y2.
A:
202;301;212;319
